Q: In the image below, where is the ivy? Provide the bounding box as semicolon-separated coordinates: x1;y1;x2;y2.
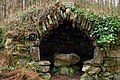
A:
90;15;120;46
70;4;120;49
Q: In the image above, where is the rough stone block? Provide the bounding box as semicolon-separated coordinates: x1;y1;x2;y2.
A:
88;67;101;75
117;58;120;64
106;66;120;73
80;73;94;80
39;61;51;66
39;66;50;72
30;47;40;61
104;57;120;73
113;73;120;80
93;47;104;64
60;66;70;75
95;76;111;80
103;72;111;77
82;65;92;72
104;60;117;66
39;73;51;80
109;49;120;57
82;64;101;75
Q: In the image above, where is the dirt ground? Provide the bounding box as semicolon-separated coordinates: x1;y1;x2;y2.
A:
51;74;81;80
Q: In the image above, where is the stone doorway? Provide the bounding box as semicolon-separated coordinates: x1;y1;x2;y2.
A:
39;19;95;74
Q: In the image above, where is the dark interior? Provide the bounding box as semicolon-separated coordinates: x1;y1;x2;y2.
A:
39;19;95;71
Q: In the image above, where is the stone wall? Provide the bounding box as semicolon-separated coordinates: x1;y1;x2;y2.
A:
104;48;120;80
81;40;120;80
104;49;120;73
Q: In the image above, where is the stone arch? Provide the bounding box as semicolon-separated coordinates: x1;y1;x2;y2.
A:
37;2;94;36
37;2;97;57
37;2;101;71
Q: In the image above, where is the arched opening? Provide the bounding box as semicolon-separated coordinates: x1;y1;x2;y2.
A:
39;19;95;73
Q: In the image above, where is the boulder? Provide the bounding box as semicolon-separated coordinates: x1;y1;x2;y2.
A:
54;53;80;67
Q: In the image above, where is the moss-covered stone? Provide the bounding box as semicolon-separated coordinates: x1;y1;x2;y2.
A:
39;73;51;80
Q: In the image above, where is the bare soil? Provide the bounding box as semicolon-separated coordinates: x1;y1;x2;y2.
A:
51;74;81;80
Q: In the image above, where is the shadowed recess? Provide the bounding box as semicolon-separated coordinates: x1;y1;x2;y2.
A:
39;19;95;71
